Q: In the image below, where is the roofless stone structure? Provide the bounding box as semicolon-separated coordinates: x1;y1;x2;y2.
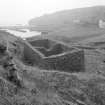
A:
23;39;85;72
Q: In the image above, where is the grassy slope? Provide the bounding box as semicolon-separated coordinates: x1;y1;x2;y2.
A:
1;30;105;104
0;31;105;105
29;6;105;44
26;6;105;104
1;63;105;105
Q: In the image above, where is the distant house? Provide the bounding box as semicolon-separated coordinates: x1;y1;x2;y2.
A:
99;20;105;28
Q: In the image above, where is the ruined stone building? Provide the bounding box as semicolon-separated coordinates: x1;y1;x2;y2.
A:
23;39;85;72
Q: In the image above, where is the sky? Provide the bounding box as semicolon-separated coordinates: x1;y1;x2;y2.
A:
0;0;105;25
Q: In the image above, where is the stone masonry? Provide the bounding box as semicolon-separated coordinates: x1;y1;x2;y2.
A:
23;39;85;72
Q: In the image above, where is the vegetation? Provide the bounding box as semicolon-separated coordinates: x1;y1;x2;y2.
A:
1;6;105;105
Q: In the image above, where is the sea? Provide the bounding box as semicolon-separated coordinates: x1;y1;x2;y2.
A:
5;29;41;39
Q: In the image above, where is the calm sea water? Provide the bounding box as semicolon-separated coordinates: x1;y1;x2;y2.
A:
6;29;41;38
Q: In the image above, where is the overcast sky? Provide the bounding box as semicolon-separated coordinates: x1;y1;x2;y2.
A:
0;0;104;25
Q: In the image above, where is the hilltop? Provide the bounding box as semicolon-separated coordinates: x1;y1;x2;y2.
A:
29;6;105;43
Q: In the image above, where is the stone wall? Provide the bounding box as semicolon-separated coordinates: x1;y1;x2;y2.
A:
23;39;85;72
29;39;55;49
23;41;43;65
29;39;73;57
39;50;84;72
35;43;71;57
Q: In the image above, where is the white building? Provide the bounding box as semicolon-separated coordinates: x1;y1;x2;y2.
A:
99;19;105;28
